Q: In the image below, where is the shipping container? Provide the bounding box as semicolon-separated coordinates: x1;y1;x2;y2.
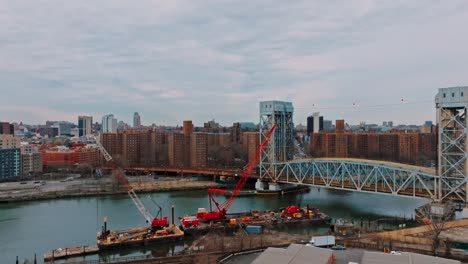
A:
245;225;263;234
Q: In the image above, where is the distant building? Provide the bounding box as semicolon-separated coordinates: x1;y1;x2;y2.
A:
243;132;260;160
190;133;207;167
133;112;141;128
20;145;42;177
101;114;117;133
231;122;242;144
336;119;345;133
0;148;20;180
0;122;15;135
37;126;59;138
239;122;257;130
0;134;20;149
323;120;333;131
78;116;93;137
0;134;21;180
41;145;99;167
168;133;190;167
307;112;323;136
388;121;394;127
183;120;193;136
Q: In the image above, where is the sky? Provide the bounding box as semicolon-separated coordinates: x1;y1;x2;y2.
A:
1;1;468;126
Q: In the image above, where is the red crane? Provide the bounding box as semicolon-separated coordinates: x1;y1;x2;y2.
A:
196;125;277;222
95;138;168;229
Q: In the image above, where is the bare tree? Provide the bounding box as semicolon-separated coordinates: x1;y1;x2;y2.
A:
421;202;455;256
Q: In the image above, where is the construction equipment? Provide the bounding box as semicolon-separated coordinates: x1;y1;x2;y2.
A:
196;125;277;222
148;196;169;230
95;136;168;230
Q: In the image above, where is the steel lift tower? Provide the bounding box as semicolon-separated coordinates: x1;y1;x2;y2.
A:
435;87;468;208
258;101;294;190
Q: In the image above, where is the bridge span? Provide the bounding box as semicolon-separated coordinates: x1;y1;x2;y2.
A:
258;158;465;202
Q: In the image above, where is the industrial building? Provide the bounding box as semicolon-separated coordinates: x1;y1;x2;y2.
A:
252;244;334;264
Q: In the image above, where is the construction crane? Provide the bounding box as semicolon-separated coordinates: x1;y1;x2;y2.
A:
94;136;168;229
196;125;277;222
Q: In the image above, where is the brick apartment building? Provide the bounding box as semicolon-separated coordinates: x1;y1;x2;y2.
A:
310;128;437;166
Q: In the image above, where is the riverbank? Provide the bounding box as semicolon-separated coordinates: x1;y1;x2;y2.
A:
0;177;222;203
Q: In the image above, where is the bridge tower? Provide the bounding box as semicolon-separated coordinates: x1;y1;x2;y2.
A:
435;87;468;203
259;101;294;183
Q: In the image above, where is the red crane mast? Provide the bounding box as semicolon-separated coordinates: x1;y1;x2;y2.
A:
197;125;277;222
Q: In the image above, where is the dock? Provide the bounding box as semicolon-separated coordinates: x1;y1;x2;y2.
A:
44;246;99;262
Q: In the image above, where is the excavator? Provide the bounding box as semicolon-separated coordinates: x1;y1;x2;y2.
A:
193;124;277;222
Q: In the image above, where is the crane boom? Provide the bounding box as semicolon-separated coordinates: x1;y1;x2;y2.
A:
128;189;153;223
201;124;277;221
94;134;154;223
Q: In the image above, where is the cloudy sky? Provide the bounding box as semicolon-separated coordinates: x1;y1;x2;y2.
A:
1;1;467;126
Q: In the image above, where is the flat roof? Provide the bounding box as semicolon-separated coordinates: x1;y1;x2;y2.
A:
361;251;460;264
252;244;333;264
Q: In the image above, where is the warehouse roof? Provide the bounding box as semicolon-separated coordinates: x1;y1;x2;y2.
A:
252;244;333;264
361;251;460;264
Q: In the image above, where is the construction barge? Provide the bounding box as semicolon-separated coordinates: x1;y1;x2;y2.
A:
97;224;184;250
180;205;330;236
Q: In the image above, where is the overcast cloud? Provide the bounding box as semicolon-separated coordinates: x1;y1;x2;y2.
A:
1;0;467;126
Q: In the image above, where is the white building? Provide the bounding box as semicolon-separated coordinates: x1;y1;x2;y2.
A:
102;114;118;133
78;116;93;137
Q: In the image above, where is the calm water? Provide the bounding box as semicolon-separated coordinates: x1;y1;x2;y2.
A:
0;187;429;263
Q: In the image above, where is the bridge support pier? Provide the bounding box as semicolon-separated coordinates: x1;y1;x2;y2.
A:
268;182;282;191
255;179;267;191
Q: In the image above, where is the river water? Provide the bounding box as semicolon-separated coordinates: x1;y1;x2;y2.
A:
0;187;428;263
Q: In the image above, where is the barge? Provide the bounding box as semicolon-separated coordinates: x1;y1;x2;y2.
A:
97;225;184;250
180;205;330;236
44;246;99;262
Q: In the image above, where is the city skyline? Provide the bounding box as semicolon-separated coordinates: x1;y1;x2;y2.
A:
1;1;468;125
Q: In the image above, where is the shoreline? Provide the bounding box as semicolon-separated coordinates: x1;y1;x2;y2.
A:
0;180;222;204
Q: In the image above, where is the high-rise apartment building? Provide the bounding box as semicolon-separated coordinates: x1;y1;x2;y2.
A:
78;116;93;137
243;132;260;160
168;133;190;167
133;112;141;128
102;114;117;133
231;122;242;144
0;134;21;180
190;133;208;167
